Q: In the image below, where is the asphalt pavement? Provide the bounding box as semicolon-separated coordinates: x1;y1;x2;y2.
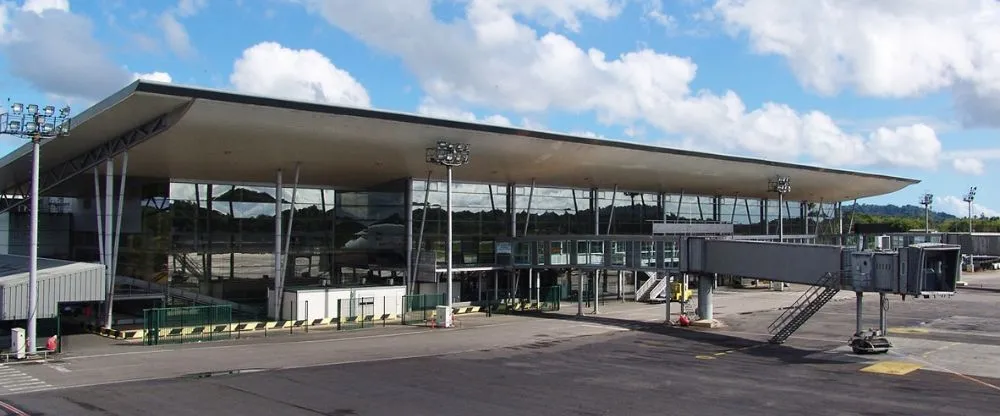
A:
1;322;998;416
1;274;999;415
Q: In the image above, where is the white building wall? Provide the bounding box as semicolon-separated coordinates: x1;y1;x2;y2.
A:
0;260;106;321
268;286;406;321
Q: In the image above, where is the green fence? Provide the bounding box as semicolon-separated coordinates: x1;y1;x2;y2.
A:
540;286;561;311
143;305;233;346
402;293;445;325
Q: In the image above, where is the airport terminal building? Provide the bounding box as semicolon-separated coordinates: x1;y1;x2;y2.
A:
0;81;919;324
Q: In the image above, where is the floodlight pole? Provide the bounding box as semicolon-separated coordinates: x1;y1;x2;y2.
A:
963;187;977;274
27;133;39;353
768;176;791;243
919;193;933;233
1;102;72;354
426;141;470;328
446;165;453;312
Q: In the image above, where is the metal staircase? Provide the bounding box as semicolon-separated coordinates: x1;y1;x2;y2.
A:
767;272;842;344
635;272;658;301
635;272;669;302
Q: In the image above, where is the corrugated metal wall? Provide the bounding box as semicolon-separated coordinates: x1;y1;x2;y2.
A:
1;264;106;320
943;234;1000;256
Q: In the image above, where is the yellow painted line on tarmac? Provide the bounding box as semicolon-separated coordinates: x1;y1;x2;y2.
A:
922;342;959;358
888;327;930;334
695;355;717;360
860;361;923;376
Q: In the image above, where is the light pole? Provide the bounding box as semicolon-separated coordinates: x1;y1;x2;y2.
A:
425;141;470;328
919;193;934;233
963;187;977;275
0;102;72;353
963;187;977;234
767;176;791;242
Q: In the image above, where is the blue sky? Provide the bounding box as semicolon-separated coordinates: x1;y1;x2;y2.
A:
0;0;997;217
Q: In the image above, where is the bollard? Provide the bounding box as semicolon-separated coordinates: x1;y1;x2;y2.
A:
305;301;310;334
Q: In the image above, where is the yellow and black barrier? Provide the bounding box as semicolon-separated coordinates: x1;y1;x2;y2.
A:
85;314;402;342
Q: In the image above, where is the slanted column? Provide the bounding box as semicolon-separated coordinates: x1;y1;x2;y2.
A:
273;169;283;320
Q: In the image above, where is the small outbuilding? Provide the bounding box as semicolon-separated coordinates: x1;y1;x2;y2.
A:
0;255;106;321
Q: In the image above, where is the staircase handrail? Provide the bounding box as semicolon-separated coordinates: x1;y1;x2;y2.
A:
767;272;841;332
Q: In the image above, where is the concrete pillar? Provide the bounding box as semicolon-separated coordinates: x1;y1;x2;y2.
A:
698;274;713;321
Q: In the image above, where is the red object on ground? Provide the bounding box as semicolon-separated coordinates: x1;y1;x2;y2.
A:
678;315;690;326
46;336;58;351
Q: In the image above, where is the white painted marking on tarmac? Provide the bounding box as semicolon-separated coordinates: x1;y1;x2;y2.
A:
577;324;630;331
46;364;71;373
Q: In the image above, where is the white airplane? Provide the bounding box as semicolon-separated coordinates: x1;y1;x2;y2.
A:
343;223;407;251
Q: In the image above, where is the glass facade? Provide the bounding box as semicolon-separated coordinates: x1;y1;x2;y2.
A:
18;173;842;308
410;180;839;272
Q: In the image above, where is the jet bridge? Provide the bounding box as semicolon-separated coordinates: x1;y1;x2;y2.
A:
680;237;961;352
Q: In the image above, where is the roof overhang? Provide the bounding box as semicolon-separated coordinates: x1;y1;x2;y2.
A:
0;81;920;201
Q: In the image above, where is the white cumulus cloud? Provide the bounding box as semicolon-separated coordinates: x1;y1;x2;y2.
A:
134;71;173;83
416;97;511;126
21;0;69;14
300;0;943;170
952;157;985;175
712;0;1000;128
229;42;371;108
938;195;999;218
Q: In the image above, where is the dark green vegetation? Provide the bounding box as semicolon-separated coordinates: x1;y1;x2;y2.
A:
846;203;1000;232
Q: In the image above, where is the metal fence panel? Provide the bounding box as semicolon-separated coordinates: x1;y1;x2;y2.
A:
143;305;233;346
402;293;444;325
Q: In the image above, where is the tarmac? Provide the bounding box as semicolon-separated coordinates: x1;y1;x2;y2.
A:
0;271;998;415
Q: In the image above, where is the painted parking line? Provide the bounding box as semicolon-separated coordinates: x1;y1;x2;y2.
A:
0;365;52;394
860;361;923;376
887;327;930;335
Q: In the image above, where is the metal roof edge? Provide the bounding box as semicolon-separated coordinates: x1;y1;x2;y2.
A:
0;81;143;169
130;81;921;186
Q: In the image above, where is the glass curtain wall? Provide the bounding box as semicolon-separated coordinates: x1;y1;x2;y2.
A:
411;180;507;271
100;180;409;307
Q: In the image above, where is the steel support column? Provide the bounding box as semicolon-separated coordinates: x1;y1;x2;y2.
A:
879;293;888;335
102;159;114;329
591;188;600;315
272;169;283;320
523;179;535;236
605;185;617;235
280;163;301;317
92;168;106;328
507;183;517;238
411;171;432;296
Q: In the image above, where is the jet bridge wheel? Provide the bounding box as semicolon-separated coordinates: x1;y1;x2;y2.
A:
848;330;892;354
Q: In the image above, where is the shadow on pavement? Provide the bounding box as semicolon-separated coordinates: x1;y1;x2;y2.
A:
509;310;866;366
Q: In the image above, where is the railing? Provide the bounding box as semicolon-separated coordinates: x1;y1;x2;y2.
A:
117;275;262;318
767;272;841;334
635;273;658;301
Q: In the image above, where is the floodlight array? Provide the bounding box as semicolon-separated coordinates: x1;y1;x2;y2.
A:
426;141;471;167
767;176;791;194
963;187;977;203
1;102;72;139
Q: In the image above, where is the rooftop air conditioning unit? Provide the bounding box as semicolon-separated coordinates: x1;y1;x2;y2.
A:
876;235;891;251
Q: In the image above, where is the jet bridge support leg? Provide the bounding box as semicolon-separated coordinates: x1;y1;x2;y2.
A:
692;274;719;327
848;291;892;354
